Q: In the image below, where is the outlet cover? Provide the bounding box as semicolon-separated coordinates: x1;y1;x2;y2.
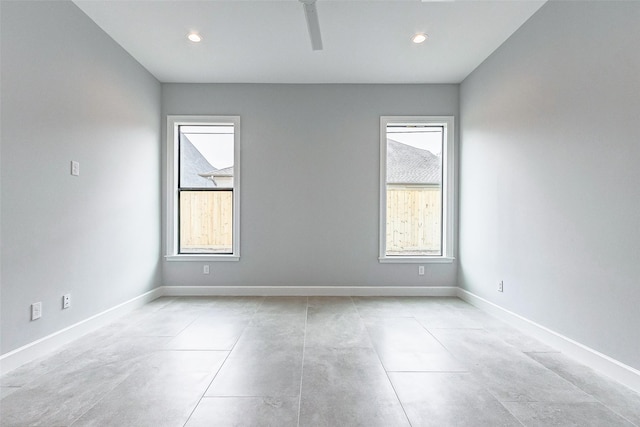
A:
497;281;504;292
63;294;71;309
31;302;42;320
71;160;80;176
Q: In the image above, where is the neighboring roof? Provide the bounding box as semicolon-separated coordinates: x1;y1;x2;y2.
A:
199;166;234;188
200;166;233;178
180;135;216;188
386;139;441;185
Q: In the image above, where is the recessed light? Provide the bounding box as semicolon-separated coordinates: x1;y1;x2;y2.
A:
187;33;202;43
412;33;428;44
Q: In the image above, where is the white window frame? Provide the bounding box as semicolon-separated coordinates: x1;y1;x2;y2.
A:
379;116;455;264
166;115;241;261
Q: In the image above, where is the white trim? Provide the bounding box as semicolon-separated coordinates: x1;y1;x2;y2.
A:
0;288;163;376
166;115;241;260
165;255;239;262
457;288;640;394
379;256;455;264
160;285;458;297
379;116;456;262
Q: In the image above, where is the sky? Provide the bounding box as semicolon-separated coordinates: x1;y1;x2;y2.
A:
182;126;234;169
387;127;443;156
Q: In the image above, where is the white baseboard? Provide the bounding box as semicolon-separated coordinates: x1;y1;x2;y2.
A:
160;285;458;297
0;288;164;376
457;288;640;394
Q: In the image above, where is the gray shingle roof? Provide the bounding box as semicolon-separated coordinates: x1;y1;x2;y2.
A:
386;139;441;185
199;166;234;187
200;166;233;178
180;135;216;188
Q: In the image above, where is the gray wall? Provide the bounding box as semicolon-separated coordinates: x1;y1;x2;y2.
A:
0;1;162;354
162;84;459;288
459;1;640;370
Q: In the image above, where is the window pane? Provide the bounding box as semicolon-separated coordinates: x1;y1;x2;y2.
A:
178;124;235;254
179;125;234;189
385;125;443;256
179;190;233;254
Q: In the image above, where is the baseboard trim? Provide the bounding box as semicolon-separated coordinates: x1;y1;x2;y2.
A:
160;285;458;297
0;288;163;376
456;288;640;394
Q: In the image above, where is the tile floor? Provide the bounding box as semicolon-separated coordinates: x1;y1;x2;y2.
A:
1;296;639;426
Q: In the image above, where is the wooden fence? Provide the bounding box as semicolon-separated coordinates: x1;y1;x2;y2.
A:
180;191;233;253
386;186;441;255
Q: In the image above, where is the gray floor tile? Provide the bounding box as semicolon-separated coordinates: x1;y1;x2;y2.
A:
389;372;523;426
118;310;199;337
0;345;85;388
167;315;250;350
489;325;558;353
205;351;303;398
502;401;636;426
352;296;414;317
232;319;305;355
299;346;410;426
379;351;467;372
185;396;299;427
254;296;308;317
431;329;597;403
76;335;171;366
166;296;263;317
527;352;640;425
398;296;474;316
1;336;167;392
413;299;500;329
72;350;228;427
0;358;134;426
0;386;20;399
305;297;372;349
363;317;445;353
307;296;354;313
364;316;461;372
93;297;176;334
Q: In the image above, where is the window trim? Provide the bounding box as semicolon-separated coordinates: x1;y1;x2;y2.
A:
379;116;455;264
166;115;241;261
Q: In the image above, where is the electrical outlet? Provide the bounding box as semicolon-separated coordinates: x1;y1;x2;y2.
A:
31;302;42;320
71;160;80;176
498;280;504;292
418;265;425;276
62;294;71;309
203;265;210;275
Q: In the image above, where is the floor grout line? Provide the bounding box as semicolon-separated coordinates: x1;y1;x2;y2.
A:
181;296;265;427
352;296;414;427
296;296;309;427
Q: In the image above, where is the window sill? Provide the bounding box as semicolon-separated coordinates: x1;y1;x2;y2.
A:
165;254;240;262
378;256;455;264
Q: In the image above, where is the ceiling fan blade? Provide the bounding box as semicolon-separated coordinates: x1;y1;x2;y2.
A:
301;0;323;51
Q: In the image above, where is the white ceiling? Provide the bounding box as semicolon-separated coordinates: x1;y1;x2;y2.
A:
73;0;546;84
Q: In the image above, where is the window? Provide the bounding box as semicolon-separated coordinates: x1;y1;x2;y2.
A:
166;116;240;261
379;116;454;263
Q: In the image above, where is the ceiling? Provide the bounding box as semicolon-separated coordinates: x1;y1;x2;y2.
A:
73;0;546;84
